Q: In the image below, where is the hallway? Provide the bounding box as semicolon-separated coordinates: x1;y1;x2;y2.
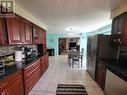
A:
28;55;105;95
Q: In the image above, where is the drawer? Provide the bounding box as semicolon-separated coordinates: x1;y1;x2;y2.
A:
24;59;41;75
24;69;41;94
24;65;41;79
0;70;22;90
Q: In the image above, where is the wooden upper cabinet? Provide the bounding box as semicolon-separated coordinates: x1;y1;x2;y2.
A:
42;30;47;53
23;20;32;44
33;25;39;44
38;28;43;44
32;25;46;44
121;14;127;45
0;18;7;45
111;12;127;45
6;16;22;44
6;15;32;44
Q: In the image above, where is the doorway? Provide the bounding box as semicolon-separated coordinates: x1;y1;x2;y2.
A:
58;37;80;55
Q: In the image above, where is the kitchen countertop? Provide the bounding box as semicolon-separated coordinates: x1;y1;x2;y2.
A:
0;54;44;80
100;59;127;82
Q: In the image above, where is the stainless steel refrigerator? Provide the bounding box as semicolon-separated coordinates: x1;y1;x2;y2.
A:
87;34;118;79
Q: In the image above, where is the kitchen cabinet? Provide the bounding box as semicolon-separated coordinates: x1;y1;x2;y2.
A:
23;59;41;95
38;28;43;44
111;12;127;45
6;15;32;44
32;25;39;44
45;54;49;70
96;63;106;90
33;26;46;44
23;20;32;44
0;18;7;45
0;70;24;95
40;56;46;74
6;15;22;44
42;30;47;53
40;54;49;75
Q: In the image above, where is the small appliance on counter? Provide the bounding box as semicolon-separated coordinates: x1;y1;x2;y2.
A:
25;47;38;58
15;50;22;62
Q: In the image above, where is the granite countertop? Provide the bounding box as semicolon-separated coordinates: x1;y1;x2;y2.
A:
100;58;127;82
0;54;44;80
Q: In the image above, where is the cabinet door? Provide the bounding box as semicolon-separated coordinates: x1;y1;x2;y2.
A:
33;25;39;44
121;14;127;45
24;21;32;44
6;16;22;44
45;54;49;70
96;63;106;90
42;30;47;53
40;56;46;74
0;18;7;45
38;28;43;44
2;77;23;95
0;71;23;95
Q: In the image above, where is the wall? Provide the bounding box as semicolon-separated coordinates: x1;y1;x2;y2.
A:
15;3;47;30
46;24;111;69
111;1;127;18
0;45;37;57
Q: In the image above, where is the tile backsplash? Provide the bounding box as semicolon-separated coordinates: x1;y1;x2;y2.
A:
0;45;37;57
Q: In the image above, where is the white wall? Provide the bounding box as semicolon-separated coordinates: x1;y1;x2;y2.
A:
111;1;127;18
14;3;47;30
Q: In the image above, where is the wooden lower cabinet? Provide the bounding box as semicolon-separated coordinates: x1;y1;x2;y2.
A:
96;63;106;90
23;59;41;95
40;56;46;74
0;56;48;95
40;54;49;75
0;70;24;95
45;54;49;70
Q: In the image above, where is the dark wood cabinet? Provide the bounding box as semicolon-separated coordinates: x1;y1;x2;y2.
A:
6;16;22;44
45;54;49;70
40;56;46;74
23;59;41;95
40;54;49;75
32;25;39;44
0;14;46;45
0;70;24;95
0;18;7;45
96;63;106;90
33;26;46;45
23;20;32;44
111;12;127;45
42;30;47;53
38;28;43;44
6;15;32;44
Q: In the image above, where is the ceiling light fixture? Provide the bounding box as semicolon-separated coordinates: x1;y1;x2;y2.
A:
65;27;80;32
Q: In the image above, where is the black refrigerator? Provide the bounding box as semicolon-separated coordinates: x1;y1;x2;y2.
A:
87;34;118;79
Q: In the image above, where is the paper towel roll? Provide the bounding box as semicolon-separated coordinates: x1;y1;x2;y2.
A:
15;51;22;62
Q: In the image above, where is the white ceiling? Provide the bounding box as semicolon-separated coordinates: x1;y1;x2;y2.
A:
16;0;125;34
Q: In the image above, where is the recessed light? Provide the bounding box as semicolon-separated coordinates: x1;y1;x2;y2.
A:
65;27;80;31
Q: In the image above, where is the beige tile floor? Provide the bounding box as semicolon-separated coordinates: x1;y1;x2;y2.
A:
28;55;105;95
